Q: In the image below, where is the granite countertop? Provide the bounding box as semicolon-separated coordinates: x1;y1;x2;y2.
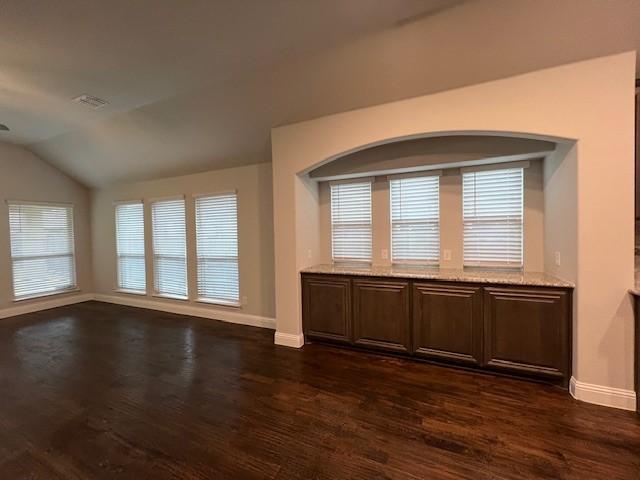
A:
301;264;574;288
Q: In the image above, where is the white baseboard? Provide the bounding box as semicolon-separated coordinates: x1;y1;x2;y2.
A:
93;293;276;330
570;376;637;411
274;331;305;348
0;293;95;319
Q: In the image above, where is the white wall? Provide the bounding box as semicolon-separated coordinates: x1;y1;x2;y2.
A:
0;142;93;311
318;160;544;271
544;144;578;282
271;53;636;401
91;162;275;321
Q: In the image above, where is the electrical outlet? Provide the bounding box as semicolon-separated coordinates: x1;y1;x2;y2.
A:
443;249;452;261
307;249;312;260
554;251;561;266
241;296;248;306
381;249;388;260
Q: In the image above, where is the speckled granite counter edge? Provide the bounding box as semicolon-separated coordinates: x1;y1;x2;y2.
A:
300;264;575;288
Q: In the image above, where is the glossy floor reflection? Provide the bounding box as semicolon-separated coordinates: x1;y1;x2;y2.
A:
0;301;638;479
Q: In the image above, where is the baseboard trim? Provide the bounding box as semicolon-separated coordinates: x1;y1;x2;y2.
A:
0;293;94;319
274;331;305;348
93;293;276;330
570;376;637;411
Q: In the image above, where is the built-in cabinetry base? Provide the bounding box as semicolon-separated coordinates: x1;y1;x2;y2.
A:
634;293;640;413
302;273;573;386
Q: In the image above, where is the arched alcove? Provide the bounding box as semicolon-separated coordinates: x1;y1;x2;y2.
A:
303;131;574;274
298;130;573;177
306;133;562;181
271;53;635;409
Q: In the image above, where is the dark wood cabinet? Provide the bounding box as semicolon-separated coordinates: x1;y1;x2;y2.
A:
353;279;411;353
302;275;351;344
634;294;639;413
412;282;482;365
301;272;572;385
483;287;570;383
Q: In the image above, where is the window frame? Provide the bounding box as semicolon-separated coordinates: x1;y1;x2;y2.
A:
389;172;441;266
150;195;189;300
7;200;78;301
114;200;147;295
462;165;525;269
330;179;373;264
194;191;240;308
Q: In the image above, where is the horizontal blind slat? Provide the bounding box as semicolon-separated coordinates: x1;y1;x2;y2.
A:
463;168;523;268
196;193;239;303
331;182;372;262
8;203;76;298
390;176;440;263
152;199;188;297
115;202;146;292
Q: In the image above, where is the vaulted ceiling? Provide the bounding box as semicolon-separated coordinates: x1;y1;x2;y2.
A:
1;0;639;188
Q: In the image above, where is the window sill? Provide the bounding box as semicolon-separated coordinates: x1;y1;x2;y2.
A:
392;262;439;268
152;293;189;301
332;261;372;267
196;298;241;309
463;266;523;273
13;287;81;303
114;288;147;296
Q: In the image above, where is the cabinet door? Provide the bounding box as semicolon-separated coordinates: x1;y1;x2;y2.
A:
353;279;410;353
302;275;351;344
483;286;570;381
413;283;482;365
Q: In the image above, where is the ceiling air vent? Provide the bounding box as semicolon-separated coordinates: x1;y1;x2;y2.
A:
72;94;109;110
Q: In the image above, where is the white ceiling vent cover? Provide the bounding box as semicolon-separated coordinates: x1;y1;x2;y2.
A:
72;94;109;109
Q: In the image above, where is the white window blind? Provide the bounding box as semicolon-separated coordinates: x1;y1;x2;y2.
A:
390;175;440;264
330;181;372;263
151;198;188;298
8;202;76;299
195;193;239;305
462;167;524;268
115;202;146;293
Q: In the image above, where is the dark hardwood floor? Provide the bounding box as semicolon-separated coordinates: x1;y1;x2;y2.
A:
0;301;638;479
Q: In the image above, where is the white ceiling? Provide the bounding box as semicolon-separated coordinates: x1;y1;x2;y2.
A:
1;0;640;188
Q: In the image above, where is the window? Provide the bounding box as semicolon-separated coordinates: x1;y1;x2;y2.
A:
330;181;372;263
151;197;188;298
8;202;76;299
390;175;440;264
115;202;146;293
195;193;239;305
462;167;524;268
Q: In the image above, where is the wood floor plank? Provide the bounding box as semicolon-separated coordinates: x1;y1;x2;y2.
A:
0;301;638;479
